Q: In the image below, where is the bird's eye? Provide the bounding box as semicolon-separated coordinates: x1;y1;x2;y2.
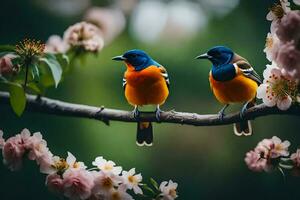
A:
131;54;137;58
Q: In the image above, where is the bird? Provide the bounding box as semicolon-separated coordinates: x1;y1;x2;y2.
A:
112;49;169;146
196;46;261;136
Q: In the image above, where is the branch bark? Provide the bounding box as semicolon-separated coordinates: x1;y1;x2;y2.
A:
0;91;299;126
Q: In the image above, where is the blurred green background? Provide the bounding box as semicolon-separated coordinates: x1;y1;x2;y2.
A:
1;0;300;199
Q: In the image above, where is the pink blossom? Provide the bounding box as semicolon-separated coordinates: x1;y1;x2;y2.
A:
257;63;297;110
276;11;300;43
63;169;94;200
255;138;273;158
264;32;280;62
84;7;126;44
20;130;55;173
20;128;31;143
245;150;268;172
291;149;300;168
0;54;16;75
246;136;291;173
266;0;291;21
66;152;87;171
269;136;290;158
63;22;104;52
275;41;300;79
106;187;133;200
2;133;27;171
45;35;69;54
38;150;55;174
46;173;64;195
159;180;178;200
25;132;50;161
255;136;290;159
92;171;122;197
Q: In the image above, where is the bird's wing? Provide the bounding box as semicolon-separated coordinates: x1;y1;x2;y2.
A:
234;60;262;84
159;66;170;89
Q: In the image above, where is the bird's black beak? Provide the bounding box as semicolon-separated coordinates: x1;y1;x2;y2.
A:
112;55;126;61
195;53;212;60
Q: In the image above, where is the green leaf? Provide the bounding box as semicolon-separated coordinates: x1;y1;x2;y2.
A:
30;63;40;81
40;54;62;87
141;184;155;195
55;53;70;73
27;82;41;94
9;83;26;116
0;45;15;52
56;53;69;66
150;178;159;190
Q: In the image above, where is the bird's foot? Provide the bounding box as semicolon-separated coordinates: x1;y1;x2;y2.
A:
218;104;229;121
132;106;140;120
155;105;162;122
218;111;226;121
240;103;249;120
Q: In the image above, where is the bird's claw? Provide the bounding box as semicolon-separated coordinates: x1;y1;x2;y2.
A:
218;104;229;121
240;103;248;120
155;107;162;122
132;106;140;120
218;111;225;121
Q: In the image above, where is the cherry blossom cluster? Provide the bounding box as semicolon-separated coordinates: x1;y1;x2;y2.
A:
0;129;178;200
258;0;300;110
45;22;104;54
245;136;300;176
45;7;125;54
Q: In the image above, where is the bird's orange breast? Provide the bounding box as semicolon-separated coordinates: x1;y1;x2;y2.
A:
209;71;258;104
124;65;169;106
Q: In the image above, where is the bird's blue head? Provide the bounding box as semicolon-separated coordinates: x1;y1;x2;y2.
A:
196;46;234;66
112;49;159;71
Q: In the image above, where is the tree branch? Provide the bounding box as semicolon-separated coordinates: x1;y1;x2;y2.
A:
0;91;299;126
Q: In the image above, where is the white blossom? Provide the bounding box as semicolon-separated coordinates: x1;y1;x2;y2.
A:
121;168;143;194
92;156;122;175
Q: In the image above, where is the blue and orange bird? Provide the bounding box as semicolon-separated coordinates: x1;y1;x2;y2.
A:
112;49;169;146
196;46;262;136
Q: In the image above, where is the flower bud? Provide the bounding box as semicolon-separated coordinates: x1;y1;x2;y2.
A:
0;54;16;75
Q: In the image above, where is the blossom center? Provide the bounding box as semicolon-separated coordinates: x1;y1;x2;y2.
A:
265;36;274;49
73;162;79;168
274;144;284;151
102;177;113;189
15;39;45;59
103;164;113;171
128;175;137;184
53;159;69;172
169;189;177;198
111;192;121;200
267;74;297;100
270;3;285;19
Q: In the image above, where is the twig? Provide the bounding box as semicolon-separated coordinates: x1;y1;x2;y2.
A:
0;91;299;126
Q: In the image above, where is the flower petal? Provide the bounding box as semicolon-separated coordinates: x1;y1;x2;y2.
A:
66;152;76;165
256;84;267;99
277;96;292;110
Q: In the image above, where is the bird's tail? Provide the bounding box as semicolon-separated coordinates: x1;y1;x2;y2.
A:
233;100;256;136
233;120;252;136
136;122;153;146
